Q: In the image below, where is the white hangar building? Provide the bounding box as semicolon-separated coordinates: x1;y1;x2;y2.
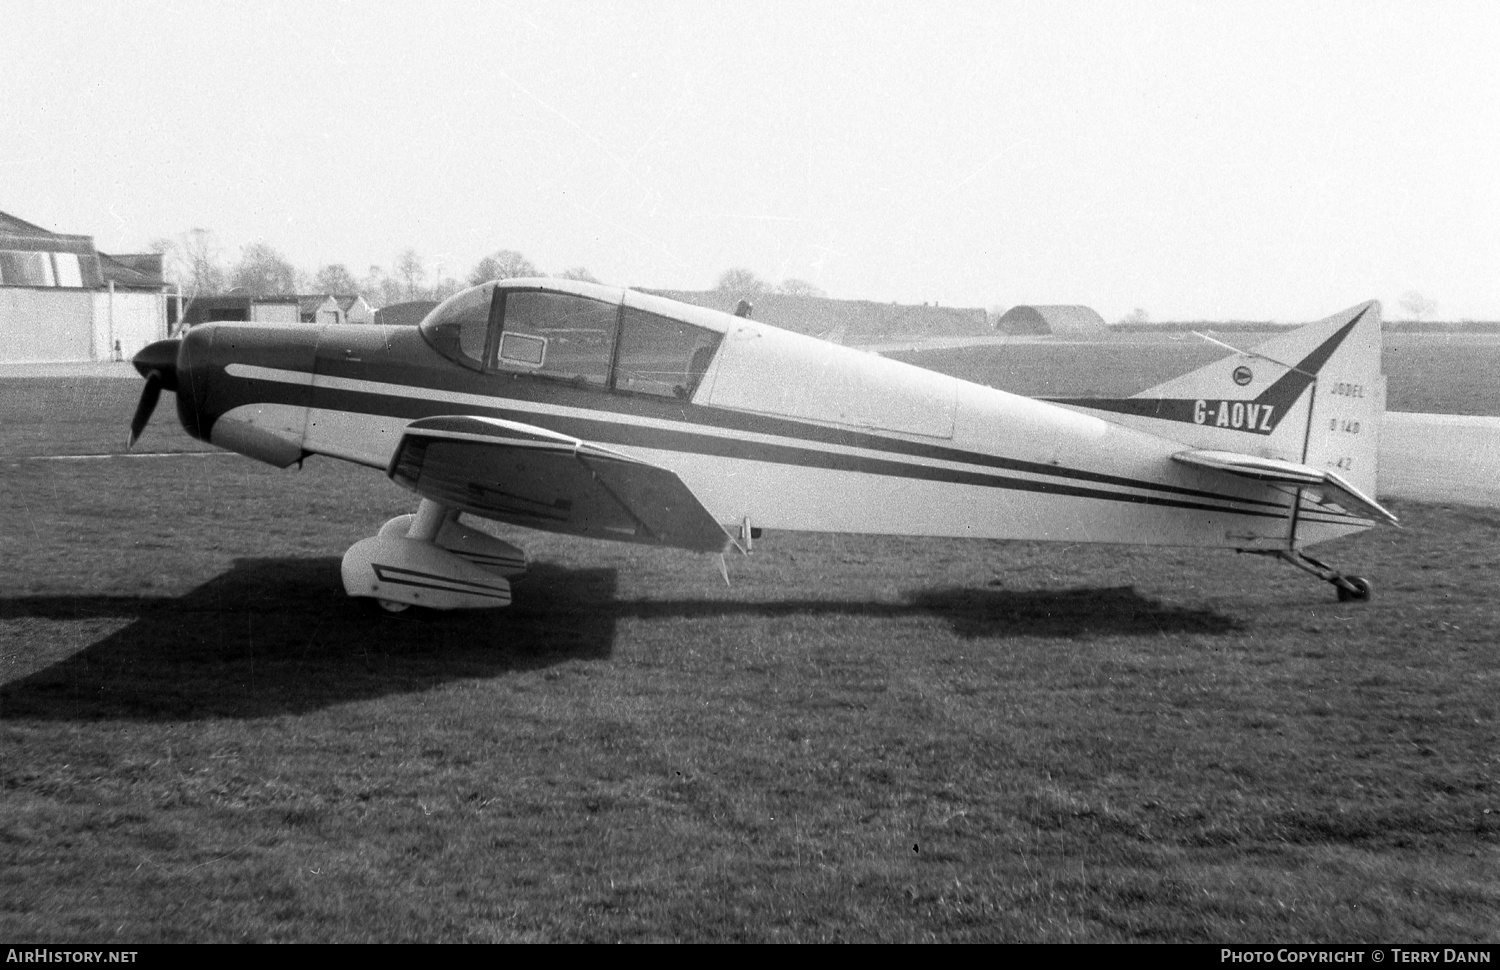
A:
0;209;171;364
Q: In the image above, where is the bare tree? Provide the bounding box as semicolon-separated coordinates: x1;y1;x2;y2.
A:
1399;290;1438;321
230;242;300;296
430;276;464;302
153;228;227;296
714;267;770;298
778;278;825;298
557;266;600;283
312;263;360;295
469;250;540;286
394;249;428;301
360;265;404;307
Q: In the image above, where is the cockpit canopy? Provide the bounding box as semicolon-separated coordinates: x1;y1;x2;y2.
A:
420;281;723;400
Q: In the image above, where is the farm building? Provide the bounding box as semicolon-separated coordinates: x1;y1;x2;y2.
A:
995;305;1108;336
0;209;171;363
298;295;343;325
641;290;990;343
339;295;375;325
295;294;376;326
179;293;376;329
179;295;300;327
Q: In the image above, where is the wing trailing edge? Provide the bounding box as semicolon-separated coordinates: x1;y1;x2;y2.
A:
387;414;733;553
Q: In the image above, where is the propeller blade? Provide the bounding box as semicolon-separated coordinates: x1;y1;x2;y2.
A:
127;338;183;448
128;372;163;448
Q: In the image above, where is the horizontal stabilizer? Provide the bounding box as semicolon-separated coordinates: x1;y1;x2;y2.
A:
1172;449;1398;526
387;415;732;553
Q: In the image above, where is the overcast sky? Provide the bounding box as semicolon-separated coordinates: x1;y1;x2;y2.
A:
3;0;1496;321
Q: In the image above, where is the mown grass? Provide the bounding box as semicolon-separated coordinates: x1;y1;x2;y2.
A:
889;333;1500;414
2;368;1498;942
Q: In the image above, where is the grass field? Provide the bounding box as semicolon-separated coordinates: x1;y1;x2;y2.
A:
888;332;1500;415
3;347;1498;942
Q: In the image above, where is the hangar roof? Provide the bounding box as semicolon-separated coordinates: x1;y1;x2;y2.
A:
0;210;53;235
996;304;1108;335
1;209;165;288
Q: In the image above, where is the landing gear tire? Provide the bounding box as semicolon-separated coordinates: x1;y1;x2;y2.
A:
1336;577;1372;603
376;598;412;614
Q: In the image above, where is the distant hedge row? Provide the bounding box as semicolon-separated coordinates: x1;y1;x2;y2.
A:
1112;320;1500;333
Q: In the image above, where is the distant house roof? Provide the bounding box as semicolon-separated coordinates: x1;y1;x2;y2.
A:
995;305;1107;335
296;294;340;316
373;300;438;327
640;290;990;343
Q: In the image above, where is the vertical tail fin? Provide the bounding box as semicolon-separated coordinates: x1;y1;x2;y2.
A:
1296;303;1384;501
1051;301;1385;499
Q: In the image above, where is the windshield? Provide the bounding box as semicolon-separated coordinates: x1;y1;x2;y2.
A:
419;284;497;371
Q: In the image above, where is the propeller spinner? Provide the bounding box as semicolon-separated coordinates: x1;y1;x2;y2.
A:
129;338;181;447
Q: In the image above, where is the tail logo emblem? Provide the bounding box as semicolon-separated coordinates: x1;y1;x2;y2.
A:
1232;365;1253;386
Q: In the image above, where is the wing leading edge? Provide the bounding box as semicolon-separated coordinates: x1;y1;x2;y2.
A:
386;415;733;553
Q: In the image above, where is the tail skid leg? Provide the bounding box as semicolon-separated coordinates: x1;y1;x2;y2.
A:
1242;548;1373;602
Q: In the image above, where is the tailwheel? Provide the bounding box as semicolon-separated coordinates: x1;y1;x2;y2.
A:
1336;576;1372;603
376;598;412;614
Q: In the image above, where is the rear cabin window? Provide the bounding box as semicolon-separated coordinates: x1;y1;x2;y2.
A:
495;291;618;387
614;307;722;399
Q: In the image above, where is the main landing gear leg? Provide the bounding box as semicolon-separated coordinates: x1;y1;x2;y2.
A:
1260;548;1372;602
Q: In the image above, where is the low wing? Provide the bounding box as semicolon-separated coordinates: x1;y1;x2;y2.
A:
387;415;732;553
1171;449;1399;526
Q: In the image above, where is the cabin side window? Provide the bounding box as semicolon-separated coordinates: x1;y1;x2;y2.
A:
613;308;722;399
495;291;618;387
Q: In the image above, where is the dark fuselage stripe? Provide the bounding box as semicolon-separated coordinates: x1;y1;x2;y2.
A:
403;413;1285;518
301;349;1291;510
284;379;1295;521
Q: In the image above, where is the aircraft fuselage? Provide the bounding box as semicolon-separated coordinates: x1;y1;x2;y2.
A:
167;281;1365;553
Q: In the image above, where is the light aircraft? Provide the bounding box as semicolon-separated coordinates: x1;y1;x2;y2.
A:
129;280;1396;612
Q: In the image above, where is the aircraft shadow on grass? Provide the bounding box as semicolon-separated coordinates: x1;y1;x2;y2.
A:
0;556;1238;722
